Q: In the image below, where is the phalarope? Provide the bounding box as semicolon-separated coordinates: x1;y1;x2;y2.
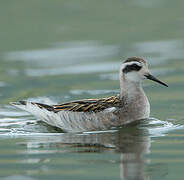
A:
11;57;168;132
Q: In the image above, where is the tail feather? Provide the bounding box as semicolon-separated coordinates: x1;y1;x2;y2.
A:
10;100;57;120
10;100;27;106
10;100;69;131
10;101;32;113
10;101;54;111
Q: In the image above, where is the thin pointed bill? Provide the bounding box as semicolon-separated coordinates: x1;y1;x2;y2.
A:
145;74;168;87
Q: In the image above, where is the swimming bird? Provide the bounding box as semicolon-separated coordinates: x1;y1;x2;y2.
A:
10;57;168;132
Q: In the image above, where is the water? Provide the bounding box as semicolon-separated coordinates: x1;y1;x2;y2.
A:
0;0;184;179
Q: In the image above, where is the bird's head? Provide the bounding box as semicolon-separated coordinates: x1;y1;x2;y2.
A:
120;57;168;87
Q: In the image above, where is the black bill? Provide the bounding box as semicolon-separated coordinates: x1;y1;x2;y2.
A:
145;74;168;87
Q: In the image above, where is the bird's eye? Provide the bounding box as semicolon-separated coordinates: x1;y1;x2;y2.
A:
132;64;139;68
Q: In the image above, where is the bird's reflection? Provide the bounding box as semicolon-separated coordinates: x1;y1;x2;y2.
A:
20;122;151;180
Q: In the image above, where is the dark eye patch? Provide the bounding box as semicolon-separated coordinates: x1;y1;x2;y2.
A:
123;63;142;73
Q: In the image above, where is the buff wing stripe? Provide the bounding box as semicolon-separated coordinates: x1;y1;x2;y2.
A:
52;96;120;112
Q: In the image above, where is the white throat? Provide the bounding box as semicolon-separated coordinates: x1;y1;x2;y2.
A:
125;71;142;83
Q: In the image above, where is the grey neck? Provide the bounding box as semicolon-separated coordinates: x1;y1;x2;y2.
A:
119;76;144;100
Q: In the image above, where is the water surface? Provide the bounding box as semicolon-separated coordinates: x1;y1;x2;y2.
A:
0;0;184;179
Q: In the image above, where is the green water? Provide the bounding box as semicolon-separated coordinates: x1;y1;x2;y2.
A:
0;0;184;179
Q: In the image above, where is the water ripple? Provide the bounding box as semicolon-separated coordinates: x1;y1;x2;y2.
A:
4;41;119;67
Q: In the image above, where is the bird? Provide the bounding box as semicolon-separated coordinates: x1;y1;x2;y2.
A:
10;57;168;132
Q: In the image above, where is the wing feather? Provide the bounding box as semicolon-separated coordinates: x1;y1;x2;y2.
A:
32;96;121;113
